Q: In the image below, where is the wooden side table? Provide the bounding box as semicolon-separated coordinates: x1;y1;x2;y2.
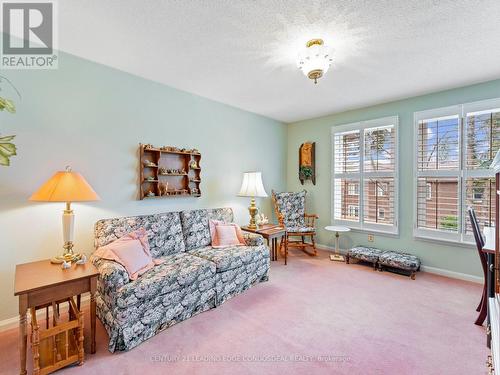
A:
242;224;288;265
14;260;99;375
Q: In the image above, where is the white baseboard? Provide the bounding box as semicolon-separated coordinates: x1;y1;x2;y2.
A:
419;265;482;284
0;295;90;333
316;243;483;284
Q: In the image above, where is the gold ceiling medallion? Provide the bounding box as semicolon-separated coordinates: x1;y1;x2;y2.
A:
297;38;333;84
306;39;324;48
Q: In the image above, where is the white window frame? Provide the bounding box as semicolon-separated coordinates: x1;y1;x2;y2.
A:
331;116;399;235
413;98;500;244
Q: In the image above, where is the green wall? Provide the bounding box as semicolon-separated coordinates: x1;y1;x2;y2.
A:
0;51;286;321
287;79;500;279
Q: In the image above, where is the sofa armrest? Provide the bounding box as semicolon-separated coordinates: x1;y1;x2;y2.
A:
243;232;265;247
90;255;129;294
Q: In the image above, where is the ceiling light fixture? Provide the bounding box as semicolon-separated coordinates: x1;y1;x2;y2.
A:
297;39;333;84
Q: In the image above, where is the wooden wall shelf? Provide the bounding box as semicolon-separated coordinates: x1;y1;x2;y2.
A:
139;144;202;200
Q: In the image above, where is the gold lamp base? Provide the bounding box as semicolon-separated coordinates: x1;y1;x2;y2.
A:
50;242;84;264
247;197;258;230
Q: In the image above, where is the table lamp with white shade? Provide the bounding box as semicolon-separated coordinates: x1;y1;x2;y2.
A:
238;171;268;230
29;166;100;264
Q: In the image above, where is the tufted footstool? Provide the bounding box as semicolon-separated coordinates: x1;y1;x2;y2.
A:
346;246;384;270
378;251;421;280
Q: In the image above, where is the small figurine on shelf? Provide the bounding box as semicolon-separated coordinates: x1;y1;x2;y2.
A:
190;187;199;195
158;167;167;175
180;168;186;174
191;148;200;154
158;182;168;196
146;176;156;181
144;160;157;167
143;144;154;150
146;190;155;197
190;161;198;169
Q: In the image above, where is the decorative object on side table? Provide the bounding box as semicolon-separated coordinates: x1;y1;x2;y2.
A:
299;142;315;185
325;225;351;261
238;171;268;230
29;166;100;264
256;213;269;226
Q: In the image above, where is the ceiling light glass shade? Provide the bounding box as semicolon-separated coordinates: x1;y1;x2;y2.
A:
297;39;333;84
238;172;268;197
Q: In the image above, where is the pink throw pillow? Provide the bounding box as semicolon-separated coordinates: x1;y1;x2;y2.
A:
209;220;246;248
94;228;163;280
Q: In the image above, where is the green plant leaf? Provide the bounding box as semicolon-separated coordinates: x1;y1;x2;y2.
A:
4;98;15;113
0;135;16;166
0;135;16;142
0;97;15;113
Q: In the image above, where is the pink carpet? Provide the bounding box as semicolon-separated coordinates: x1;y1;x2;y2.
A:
0;250;488;374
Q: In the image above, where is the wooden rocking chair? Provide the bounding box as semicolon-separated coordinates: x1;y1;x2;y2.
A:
272;190;318;257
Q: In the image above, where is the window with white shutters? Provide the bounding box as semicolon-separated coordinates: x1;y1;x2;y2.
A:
332;116;398;234
414;99;500;243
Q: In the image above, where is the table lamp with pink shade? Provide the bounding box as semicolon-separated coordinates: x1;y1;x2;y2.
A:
29;166;100;264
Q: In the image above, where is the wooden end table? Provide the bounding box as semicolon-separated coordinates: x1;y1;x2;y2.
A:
242;224;288;265
14;259;99;375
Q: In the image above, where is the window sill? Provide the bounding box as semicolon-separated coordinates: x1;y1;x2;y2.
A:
413;234;475;249
330;226;400;238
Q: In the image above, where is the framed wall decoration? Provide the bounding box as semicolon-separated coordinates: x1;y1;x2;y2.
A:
299;142;316;185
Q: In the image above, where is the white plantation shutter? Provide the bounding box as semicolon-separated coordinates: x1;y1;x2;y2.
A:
416;177;459;233
333;130;360;223
334;131;360;173
414;99;500;243
332;116;399;234
417;115;460;171
463;104;500;239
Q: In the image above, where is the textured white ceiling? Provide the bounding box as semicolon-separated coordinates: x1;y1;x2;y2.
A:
55;0;500;123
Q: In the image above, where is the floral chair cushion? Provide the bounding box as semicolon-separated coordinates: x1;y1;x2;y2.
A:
112;253;216;309
378;251;421;271
273;190;306;228
286;225;315;233
189;245;269;273
94;212;185;258
180;209;211;250
348;246;384;263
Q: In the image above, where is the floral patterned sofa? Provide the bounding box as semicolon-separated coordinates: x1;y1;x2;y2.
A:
91;208;269;352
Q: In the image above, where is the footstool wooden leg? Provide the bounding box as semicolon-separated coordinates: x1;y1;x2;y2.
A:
411;272;416;280
346;255;350;264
